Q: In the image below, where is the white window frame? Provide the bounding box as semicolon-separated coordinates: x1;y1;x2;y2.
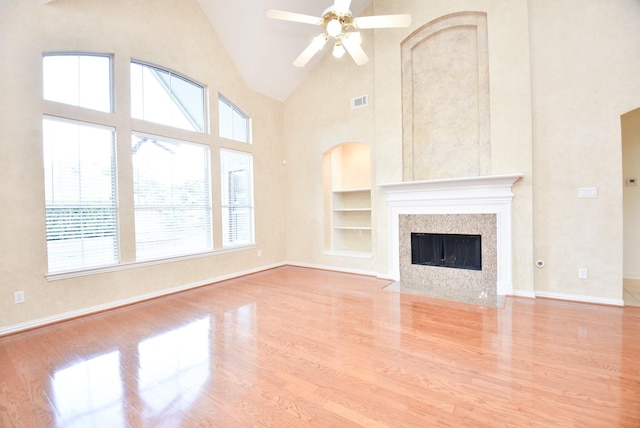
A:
43;52;113;113
43;116;119;273
132;133;213;261
218;95;251;143
220;148;254;247
131;61;207;133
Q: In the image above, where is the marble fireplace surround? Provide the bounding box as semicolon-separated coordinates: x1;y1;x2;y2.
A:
379;174;522;296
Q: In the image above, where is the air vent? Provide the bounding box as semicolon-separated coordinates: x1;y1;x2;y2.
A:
350;95;368;109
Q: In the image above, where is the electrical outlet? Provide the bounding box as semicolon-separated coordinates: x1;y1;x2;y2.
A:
14;291;25;304
257;249;262;257
578;268;588;280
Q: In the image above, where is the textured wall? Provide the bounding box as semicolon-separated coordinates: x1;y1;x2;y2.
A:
401;12;490;181
0;0;286;332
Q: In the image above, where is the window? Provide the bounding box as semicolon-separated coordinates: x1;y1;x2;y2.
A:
131;62;206;132
43;54;111;112
219;96;250;143
43;53;258;275
220;149;254;247
132;134;212;260
43;117;118;273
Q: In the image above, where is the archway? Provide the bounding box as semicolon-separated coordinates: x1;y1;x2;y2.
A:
622;107;640;306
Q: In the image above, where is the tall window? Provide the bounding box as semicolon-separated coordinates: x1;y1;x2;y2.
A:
131;62;206;132
43;54;112;113
219;96;250;143
220;149;254;247
132;135;212;260
43;53;257;274
43;117;118;273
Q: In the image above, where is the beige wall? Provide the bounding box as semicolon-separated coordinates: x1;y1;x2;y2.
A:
284;0;536;291
284;0;640;302
282;24;377;272
2;0;639;332
529;0;640;300
0;0;286;332
623;108;640;278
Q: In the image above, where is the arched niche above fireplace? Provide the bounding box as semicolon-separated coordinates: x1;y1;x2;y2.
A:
401;11;490;181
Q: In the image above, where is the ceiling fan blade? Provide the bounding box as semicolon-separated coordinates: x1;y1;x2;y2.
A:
293;34;328;67
333;0;352;14
342;32;369;65
353;14;412;29
266;9;322;26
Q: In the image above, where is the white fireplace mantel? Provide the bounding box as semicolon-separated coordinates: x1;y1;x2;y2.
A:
379;174;523;295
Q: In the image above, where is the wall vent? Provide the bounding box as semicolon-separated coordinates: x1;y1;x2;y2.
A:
350;95;368;109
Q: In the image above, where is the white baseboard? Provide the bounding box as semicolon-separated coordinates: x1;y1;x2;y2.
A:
3;263;626;337
285;261;381;278
512;290;536;298
535;290;624;307
0;262;286;337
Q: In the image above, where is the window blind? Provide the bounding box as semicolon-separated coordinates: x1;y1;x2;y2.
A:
132;134;212;260
43;117;119;272
220;149;254;247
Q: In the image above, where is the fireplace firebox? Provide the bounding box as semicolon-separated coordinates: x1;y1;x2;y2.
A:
411;233;482;271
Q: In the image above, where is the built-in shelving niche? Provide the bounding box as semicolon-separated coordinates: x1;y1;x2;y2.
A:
323;142;372;257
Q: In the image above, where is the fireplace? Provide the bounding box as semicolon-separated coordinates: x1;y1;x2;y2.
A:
411;233;482;271
399;213;496;292
379;174;522;296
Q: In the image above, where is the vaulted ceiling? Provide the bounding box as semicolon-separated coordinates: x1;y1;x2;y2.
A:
196;0;372;101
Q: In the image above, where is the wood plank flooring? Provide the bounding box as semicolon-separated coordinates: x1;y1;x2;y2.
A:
1;265;639;427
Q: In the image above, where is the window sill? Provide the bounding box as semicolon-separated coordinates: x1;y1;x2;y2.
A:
45;244;256;281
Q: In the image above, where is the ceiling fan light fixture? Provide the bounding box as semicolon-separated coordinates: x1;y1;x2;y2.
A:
266;1;410;67
326;18;342;37
332;43;346;58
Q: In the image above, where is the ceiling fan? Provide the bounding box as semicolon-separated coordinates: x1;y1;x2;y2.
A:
266;0;411;67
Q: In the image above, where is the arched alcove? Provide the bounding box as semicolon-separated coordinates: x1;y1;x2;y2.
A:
323;143;372;256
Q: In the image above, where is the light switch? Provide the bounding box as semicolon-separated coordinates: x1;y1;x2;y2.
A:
578;268;588;279
578;187;597;198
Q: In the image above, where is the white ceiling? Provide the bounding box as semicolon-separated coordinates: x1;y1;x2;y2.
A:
196;0;372;101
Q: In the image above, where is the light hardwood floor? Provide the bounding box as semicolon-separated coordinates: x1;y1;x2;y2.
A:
1;266;639;427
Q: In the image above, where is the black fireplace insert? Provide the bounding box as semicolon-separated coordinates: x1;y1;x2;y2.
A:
411;232;482;271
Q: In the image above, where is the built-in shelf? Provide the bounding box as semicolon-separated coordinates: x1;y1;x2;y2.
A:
331;188;372;253
324;143;372;255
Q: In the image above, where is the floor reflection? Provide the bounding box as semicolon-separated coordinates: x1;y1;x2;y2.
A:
138;317;211;421
5;267;635;426
53;351;124;427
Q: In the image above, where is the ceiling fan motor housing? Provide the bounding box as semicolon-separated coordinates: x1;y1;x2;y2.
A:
322;9;353;38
